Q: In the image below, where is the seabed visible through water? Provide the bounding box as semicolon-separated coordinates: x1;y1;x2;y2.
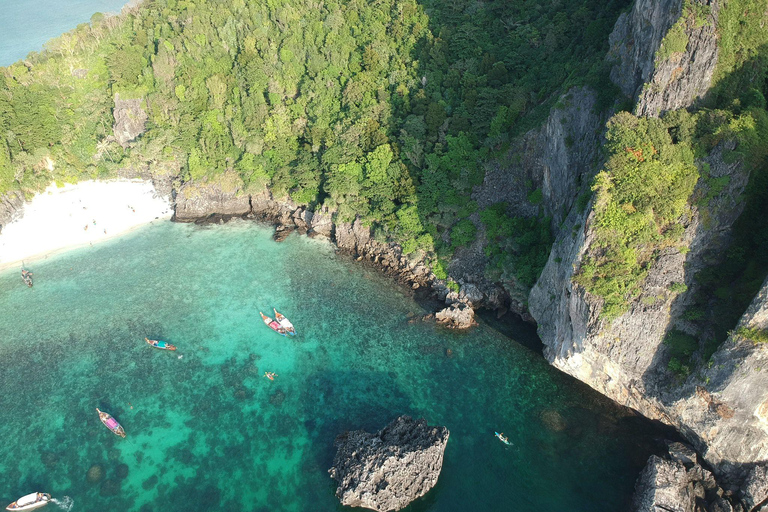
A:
0;220;664;512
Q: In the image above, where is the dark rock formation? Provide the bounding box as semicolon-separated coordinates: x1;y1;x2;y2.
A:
328;416;449;512
113;93;148;147
174;171;251;221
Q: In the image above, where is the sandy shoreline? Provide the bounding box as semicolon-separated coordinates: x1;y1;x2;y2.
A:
0;180;172;271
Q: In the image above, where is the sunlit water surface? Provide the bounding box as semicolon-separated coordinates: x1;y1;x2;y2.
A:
0;221;663;511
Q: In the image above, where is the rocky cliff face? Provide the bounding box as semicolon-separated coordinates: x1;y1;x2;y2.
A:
609;0;719;118
173;171;251;221
112;94;148;147
608;0;683;104
476;86;603;229
530;0;768;486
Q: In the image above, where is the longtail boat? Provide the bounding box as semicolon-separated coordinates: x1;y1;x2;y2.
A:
5;493;50;511
260;312;287;336
273;308;296;336
145;337;177;351
21;270;33;288
96;408;126;438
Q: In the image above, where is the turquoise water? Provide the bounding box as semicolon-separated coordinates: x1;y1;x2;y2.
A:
0;0;127;67
0;221;661;511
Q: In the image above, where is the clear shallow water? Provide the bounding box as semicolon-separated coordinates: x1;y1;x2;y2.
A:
0;0;127;67
0;221;662;511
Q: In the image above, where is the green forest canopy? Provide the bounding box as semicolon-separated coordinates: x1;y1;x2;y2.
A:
0;0;629;277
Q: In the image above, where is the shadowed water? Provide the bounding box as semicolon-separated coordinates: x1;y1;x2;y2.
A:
0;221;661;511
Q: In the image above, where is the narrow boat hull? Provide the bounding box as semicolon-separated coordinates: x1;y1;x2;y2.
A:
97;408;126;438
146;338;177;351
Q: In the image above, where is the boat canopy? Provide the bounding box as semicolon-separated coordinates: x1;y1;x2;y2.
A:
16;494;39;506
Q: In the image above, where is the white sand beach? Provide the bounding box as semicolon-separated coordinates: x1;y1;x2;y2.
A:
0;180;172;270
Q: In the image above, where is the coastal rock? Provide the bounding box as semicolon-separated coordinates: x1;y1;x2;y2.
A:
113;93;148;147
435;302;476;329
741;464;768;511
632;455;694;512
328;415;449;512
174;171;251;221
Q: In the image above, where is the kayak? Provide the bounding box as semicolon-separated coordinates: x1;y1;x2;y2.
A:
96;408;126;438
5;493;50;511
260;312;287;336
495;432;511;445
146;337;177;351
273;308;296;336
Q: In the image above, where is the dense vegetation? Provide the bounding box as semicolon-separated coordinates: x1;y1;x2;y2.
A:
0;0;631;285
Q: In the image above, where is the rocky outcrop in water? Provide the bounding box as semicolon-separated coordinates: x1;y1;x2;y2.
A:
113;93;148;147
328;416;449;512
632;442;742;512
174;171;251;222
435;301;476;329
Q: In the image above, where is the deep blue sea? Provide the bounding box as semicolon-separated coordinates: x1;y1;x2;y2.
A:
0;0;127;67
0;221;664;511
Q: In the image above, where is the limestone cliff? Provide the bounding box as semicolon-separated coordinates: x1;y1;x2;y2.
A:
529;0;768;485
609;0;720;118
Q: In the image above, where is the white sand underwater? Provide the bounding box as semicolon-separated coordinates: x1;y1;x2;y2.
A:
0;180;172;270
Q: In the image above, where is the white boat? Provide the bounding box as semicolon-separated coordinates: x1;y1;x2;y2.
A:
273;308;296;336
6;493;51;511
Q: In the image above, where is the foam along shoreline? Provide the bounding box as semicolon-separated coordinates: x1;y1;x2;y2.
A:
0;180;172;271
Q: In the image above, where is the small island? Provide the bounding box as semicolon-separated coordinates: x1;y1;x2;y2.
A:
329;416;449;512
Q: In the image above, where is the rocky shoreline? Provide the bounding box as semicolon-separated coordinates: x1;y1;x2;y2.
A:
172;182;508;330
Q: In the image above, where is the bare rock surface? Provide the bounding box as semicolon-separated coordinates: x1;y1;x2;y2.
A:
635;1;719;117
633;455;695;512
113;94;148;147
0;190;25;234
608;0;683;103
174;171;251;221
435;301;476;329
741;464;768;511
328;416;449;512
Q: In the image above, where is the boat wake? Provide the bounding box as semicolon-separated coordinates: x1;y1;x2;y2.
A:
51;497;74;511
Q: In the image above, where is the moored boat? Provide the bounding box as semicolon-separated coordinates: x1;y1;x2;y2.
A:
145;337;177;351
260;312;287;336
96;408;126;438
6;492;51;511
273;308;296;336
21;269;33;288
